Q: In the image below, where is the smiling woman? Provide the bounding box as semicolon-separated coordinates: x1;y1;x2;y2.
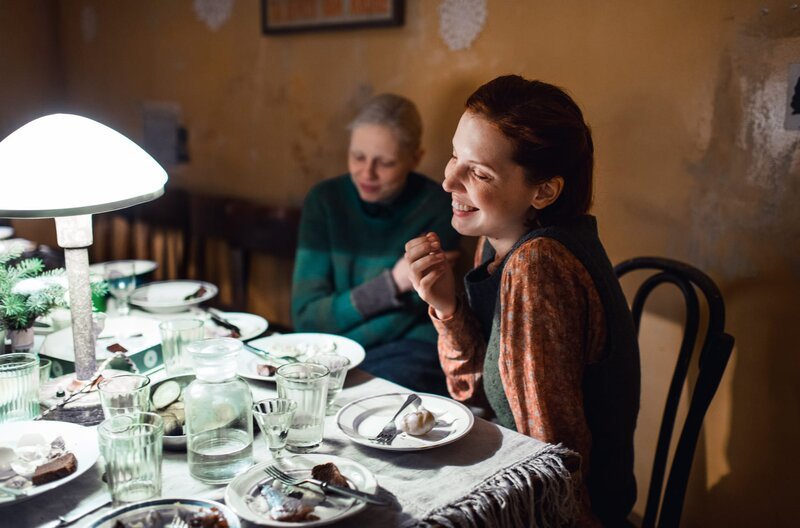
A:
405;75;640;527
291;94;460;395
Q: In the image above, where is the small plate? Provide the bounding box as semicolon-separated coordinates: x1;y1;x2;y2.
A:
336;392;475;451
0;226;13;240
237;333;365;382
0;420;100;506
149;374;195;452
89;259;158;278
225;454;378;527
204;312;269;341
130;280;218;314
88;497;239;528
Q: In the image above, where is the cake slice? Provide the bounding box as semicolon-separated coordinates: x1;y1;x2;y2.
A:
31;452;77;485
311;462;348;488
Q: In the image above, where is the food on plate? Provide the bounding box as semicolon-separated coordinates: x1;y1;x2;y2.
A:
106;343;128;353
256;364;278;377
184;285;208;301
31;452;77;485
109;503;230;528
250;481;317;522
311;462;348;488
152;382;187;436
265;340;337;360
0;433;76;491
399;407;436;435
152;380;182;409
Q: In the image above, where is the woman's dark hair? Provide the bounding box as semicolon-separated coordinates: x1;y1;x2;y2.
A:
465;75;594;226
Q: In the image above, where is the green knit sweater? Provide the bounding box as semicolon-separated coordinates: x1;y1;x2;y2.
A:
291;173;460;349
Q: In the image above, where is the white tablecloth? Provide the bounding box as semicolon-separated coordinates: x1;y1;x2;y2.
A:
14;369;577;527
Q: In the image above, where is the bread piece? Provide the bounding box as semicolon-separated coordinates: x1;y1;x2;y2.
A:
31;452;77;485
311;462;348;488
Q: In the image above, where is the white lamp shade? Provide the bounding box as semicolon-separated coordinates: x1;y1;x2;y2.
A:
0;113;168;218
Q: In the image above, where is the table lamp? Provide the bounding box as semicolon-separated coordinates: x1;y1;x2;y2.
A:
0;113;168;383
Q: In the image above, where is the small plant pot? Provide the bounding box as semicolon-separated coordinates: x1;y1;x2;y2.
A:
9;326;35;352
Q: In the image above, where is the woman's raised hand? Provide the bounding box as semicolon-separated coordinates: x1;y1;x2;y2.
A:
405;232;458;319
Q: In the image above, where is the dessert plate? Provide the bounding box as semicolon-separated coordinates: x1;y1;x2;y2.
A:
88;497;240;528
225;454;378;527
337;393;474;451
237;333;365;382
203;312;268;341
130;280;217;313
0;420;100;506
89;259;158;279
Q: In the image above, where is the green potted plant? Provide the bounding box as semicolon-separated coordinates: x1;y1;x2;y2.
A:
0;249;68;352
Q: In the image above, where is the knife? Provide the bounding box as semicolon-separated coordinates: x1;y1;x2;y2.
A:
243;342;298;364
314;480;390;506
205;309;242;337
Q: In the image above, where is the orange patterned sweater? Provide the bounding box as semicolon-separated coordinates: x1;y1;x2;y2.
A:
432;236;606;526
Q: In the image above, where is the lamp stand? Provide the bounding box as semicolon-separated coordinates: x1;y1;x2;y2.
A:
54;215;96;381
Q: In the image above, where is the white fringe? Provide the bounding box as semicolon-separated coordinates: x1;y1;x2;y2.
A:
409;443;581;528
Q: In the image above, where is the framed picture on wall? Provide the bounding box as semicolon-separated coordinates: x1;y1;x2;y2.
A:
262;0;404;34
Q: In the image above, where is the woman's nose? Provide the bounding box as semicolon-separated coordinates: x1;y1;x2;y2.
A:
443;165;461;192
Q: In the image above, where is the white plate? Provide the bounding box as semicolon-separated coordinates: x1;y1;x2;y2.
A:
225;454;378;527
89;497;240;528
0;226;13;240
337;392;475;451
237;333;365;382
89;260;158;278
203;312;269;341
41;315;163;366
0;420;100;506
130;280;218;313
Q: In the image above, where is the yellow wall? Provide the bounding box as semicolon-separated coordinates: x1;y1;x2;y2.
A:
2;1;799;525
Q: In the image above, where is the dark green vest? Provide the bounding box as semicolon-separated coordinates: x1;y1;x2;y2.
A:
464;216;640;526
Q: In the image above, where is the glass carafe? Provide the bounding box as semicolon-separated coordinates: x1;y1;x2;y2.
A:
185;338;253;484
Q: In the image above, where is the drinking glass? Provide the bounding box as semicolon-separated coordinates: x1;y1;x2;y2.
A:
98;412;163;507
38;357;52;384
253;398;297;460
159;319;205;376
104;261;137;316
276;363;329;453
98;374;151;418
308;353;350;415
0;353;39;423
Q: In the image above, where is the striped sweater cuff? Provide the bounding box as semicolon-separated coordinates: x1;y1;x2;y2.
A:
351;269;403;318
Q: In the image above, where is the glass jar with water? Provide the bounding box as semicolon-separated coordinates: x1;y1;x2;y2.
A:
185;338;253;484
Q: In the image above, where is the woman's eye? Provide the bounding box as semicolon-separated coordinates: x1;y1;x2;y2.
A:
471;168;490;181
378;160;397;168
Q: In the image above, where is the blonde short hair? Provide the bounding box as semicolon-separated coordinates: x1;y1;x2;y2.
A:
348;93;422;156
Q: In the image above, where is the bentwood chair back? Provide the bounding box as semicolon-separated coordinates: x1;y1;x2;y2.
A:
614;257;734;528
190;194;300;331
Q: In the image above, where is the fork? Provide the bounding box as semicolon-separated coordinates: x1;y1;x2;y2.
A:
264;465;389;506
369;393;421;445
168;512;189;528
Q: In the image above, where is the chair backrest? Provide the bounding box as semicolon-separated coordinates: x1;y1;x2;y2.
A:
614;256;734;528
190;193;300;330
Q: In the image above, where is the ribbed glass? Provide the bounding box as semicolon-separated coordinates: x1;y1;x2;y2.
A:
0;353;39;423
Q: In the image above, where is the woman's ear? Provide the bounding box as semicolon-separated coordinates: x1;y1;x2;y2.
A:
531;176;564;210
410;148;425;169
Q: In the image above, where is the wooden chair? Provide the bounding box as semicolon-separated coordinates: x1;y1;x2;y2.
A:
614;257;734;528
190;194;301;332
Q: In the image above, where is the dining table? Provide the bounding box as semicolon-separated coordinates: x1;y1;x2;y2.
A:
12;360;581;528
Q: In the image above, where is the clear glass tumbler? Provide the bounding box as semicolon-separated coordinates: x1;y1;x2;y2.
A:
97;411;164;507
0;353;39;423
38;357;52;385
98;374;152;418
253;398;297;460
276;363;329;453
308;353;350;415
159;319;205;376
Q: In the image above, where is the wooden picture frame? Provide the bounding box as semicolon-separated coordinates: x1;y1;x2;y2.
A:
262;0;404;34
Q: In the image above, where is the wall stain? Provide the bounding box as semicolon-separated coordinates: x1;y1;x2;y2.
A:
687;31;800;279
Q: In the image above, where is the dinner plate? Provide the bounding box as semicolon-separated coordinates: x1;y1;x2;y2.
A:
237;333;365;382
204;312;269;341
130;280;218;313
89;259;158;278
337;392;475;451
0;420;100;506
88;497;240;528
225;454;378;527
0;226;13;240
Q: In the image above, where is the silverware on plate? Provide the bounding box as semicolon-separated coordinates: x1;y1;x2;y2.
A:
369;393;421;445
263;465;389;506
